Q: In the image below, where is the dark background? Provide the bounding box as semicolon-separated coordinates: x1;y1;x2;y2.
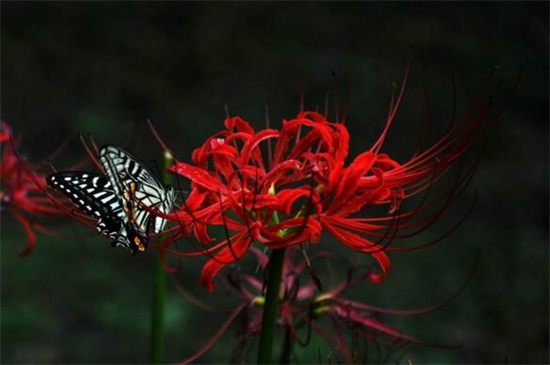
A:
1;2;548;364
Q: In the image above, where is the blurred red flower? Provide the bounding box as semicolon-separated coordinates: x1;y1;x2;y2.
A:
0;121;65;255
178;246;461;364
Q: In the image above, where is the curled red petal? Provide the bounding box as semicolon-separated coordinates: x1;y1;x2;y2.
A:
11;210;37;256
240;128;279;167
276;187;321;216
367;251;390;284
199;233;252;292
331;151;377;206
224;116;255;134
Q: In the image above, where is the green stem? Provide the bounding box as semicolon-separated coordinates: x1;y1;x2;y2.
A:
280;324;293;364
257;248;286;364
151;151;173;364
151;248;166;364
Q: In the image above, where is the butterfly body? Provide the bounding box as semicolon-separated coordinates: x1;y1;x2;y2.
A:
47;145;175;253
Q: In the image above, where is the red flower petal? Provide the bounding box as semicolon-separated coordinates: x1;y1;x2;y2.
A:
199;232;252;292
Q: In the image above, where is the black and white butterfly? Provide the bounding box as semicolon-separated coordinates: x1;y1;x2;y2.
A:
47;145;176;254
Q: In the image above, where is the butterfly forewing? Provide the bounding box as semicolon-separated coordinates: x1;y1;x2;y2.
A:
99;145;175;235
46;172;124;239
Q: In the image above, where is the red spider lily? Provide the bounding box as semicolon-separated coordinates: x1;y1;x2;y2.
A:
177;246;464;364
0;121;66;255
166;69;499;292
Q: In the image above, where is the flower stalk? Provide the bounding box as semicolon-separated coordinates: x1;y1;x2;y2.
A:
280;324;293;364
151;150;173;364
151;245;166;364
257;247;286;364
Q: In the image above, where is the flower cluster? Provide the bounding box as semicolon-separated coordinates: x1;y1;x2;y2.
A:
165;97;486;291
0;121;65;255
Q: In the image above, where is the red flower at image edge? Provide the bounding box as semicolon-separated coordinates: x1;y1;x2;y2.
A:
166;78;497;291
0;121;64;255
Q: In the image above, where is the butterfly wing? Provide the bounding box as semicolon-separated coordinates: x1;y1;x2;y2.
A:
46;172;123;239
47;171;146;253
99;145;175;236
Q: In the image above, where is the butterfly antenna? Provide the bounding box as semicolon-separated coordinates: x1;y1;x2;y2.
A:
78;133;102;170
44;158;58;173
85;133;101;157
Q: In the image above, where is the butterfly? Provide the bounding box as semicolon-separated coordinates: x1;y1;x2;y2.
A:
47;145;176;253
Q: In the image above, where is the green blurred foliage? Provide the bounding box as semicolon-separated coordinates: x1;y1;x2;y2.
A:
1;2;548;364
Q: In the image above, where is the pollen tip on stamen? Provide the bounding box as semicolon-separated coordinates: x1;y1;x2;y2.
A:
252;296;265;306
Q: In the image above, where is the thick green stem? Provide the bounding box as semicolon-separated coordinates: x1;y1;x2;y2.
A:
150;151;173;364
257;248;286;364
